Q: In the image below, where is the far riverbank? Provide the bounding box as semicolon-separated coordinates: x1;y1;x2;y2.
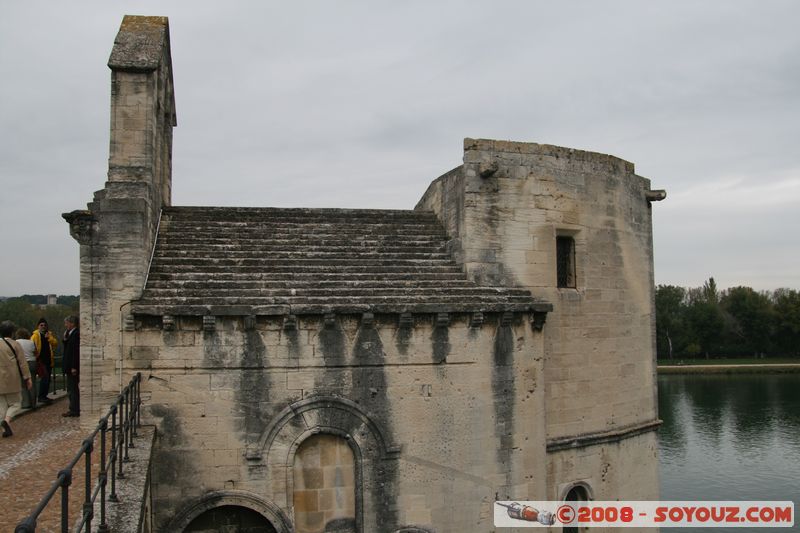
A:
658;363;800;374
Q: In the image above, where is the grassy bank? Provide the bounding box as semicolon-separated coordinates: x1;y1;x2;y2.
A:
658;357;800;374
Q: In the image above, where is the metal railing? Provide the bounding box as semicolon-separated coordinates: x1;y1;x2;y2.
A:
15;372;143;533
49;355;66;396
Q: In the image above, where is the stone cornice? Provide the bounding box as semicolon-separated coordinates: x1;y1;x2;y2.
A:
546;419;662;452
130;301;553;318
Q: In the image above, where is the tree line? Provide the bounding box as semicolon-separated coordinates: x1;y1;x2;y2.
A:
656;278;800;359
0;295;79;357
4;288;797;360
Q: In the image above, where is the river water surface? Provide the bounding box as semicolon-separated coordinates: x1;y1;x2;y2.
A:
658;373;800;532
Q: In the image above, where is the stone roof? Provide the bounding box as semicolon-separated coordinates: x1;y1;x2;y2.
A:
131;207;546;316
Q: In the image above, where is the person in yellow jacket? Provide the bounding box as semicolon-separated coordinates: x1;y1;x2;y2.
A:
31;318;57;405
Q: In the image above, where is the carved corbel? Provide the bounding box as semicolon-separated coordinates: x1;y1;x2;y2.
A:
398;312;414;329
62;210;98;245
361;312;375;329
470;312;484;328
531;311;548;331
162;315;175;331
530;302;553;331
283;315;298;331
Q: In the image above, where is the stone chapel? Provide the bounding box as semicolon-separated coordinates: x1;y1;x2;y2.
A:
64;15;665;533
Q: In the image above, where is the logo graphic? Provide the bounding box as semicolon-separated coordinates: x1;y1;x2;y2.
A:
495;502;556;525
494;501;794;528
556;504;575;524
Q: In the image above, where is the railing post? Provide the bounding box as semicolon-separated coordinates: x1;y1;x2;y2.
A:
98;417;109;533
131;373;141;436
109;403;120;497
123;387;132;461
118;393;126;478
136;373;142;429
59;469;72;533
82;438;94;532
128;380;136;448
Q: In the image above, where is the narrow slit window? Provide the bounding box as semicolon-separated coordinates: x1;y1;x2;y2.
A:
557;236;576;288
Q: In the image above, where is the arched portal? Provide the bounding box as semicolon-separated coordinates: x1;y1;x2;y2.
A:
184;504;277;532
293;433;357;533
167;490;292;533
563;484;590;533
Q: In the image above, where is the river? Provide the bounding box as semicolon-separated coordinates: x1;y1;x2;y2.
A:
658;373;800;532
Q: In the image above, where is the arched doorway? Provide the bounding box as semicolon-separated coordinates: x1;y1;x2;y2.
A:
563;484;589;533
184;504;277;533
293;433;357;533
167;491;292;533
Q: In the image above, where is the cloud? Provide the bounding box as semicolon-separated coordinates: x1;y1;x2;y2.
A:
666;173;800;212
1;1;799;294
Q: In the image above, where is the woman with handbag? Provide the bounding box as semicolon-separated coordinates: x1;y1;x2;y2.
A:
1;320;33;438
15;327;38;409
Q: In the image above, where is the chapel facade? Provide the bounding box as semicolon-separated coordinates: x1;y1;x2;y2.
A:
64;16;664;533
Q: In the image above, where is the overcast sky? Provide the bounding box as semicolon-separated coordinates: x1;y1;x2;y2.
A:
1;1;798;296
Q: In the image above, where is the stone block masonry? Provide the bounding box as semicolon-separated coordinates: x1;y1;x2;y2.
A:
418;137;665;504
125;311;546;532
64;14;664;533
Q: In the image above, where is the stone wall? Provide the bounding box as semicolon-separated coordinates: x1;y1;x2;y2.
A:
418;138;663;503
64;16;176;421
124;311;546;532
546;431;659;503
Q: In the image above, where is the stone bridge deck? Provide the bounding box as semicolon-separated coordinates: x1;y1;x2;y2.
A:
0;395;154;532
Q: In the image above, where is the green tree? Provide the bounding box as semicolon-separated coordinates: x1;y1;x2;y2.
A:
720;286;774;357
57;295;80;308
702;277;720;304
685;278;725;358
655;285;687;359
772;289;800;357
0;298;40;331
19;294;47;305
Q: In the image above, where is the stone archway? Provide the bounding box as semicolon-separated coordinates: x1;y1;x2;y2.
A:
559;480;593;502
248;395;400;533
562;482;593;533
247;395;399;463
167;490;292;533
185;505;277;532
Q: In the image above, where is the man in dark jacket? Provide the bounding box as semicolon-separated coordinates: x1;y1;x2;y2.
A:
62;316;80;417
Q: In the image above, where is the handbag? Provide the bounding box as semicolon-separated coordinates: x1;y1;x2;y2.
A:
36;361;47;378
2;338;28;383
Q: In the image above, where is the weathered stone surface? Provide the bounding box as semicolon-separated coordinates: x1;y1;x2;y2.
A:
108;16;171;72
65;15;662;533
418;137;662;507
131;206;543;316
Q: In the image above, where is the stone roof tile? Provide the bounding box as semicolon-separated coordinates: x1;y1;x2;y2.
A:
131;206;544;316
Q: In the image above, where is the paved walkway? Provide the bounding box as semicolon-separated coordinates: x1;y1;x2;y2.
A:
0;394;92;532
